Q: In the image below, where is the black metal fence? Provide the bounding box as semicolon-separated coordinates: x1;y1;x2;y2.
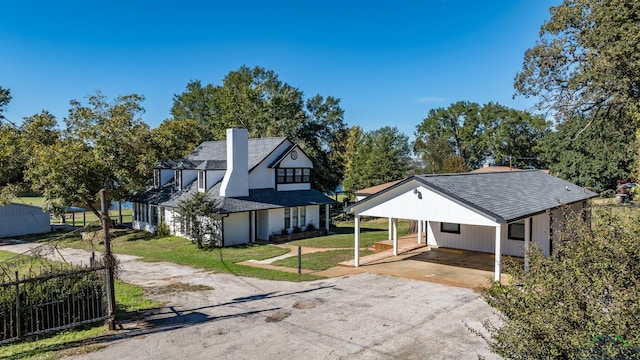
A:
0;265;109;345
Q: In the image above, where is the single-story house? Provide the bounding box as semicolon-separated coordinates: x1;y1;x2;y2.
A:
130;128;335;246
0;203;50;238
345;170;598;283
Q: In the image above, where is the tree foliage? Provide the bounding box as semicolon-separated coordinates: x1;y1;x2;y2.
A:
170;66;347;192
25;92;153;217
414;101;549;173
540;113;636;191
482;208;640;359
0;86;11;121
342;126;411;191
176;191;222;249
515;0;640;123
150;118;207;161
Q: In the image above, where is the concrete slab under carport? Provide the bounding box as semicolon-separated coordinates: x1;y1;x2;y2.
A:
319;246;507;290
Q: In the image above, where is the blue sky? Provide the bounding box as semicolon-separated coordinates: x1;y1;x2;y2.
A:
1;0;556;139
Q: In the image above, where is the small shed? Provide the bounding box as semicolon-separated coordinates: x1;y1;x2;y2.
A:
0;203;51;238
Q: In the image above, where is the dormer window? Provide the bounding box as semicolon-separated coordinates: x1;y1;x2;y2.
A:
153;169;160;189
174;170;182;190
277;168;311;184
198;170;206;191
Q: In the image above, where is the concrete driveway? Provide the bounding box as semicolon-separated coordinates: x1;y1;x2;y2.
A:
0;240;502;359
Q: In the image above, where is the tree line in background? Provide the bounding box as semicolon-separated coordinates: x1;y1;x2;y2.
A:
1;0;639;214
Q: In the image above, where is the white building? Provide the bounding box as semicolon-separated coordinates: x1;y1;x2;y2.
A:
345;171;598;283
0;203;50;238
130;128;335;246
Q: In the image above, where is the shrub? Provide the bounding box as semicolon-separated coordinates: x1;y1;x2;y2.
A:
292;226;302;234
305;222;316;231
157;221;170;238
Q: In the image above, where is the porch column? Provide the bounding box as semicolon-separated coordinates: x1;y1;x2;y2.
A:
393;218;398;256
388;218;392;240
325;205;330;232
250;211;256;243
524;217;531;272
417;219;422;244
494;224;502;283
426;221;437;246
354;215;360;267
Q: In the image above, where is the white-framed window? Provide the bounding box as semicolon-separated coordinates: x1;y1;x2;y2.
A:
508;220;526;240
284;208;291;229
153;169;160;189
198;170;206;191
276;168;312;184
300;206;306;226
292;207;298;228
440;222;460;234
174;170;182;190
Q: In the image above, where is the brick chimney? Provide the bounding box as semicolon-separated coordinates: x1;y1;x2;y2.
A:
220;128;249;197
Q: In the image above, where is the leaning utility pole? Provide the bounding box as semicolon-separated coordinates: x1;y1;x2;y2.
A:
100;189;117;330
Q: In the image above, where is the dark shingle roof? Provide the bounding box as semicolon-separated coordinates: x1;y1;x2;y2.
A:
185;137;287;170
349;171;598;224
158;182;335;213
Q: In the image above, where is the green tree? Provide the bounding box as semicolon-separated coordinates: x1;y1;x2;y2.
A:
176;191;222;249
515;0;640;123
0;86;11;121
481;208;640;358
26;92;153;218
171;66;347;192
540;113;636;191
343;126;411;191
414;102;548;172
150;118;207;161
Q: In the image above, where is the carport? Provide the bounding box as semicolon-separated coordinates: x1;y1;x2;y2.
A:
345;171;598;283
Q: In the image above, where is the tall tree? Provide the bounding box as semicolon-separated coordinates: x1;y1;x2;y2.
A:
414;102;548;172
515;0;640;121
0;86;11;121
540;113;636;191
171;66;347;192
343;126;411;191
26;92;153;218
150;118;207;161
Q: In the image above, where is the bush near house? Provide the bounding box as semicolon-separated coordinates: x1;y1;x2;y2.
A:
481;207;640;359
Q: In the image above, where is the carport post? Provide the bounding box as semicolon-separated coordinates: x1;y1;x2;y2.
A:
325;205;330;231
524;218;530;272
494;224;502;283
392;218;398;256
388;218;392;240
417;220;422;244
354;216;360;267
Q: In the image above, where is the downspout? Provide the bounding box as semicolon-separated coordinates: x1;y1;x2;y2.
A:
220;213;230;247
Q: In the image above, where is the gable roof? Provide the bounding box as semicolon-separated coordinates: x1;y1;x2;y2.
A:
354;179;404;196
185;137;288;171
348;171;598;224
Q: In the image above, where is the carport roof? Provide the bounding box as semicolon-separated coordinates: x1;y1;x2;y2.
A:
347;170;598;224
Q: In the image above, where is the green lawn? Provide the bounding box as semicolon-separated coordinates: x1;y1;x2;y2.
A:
272;249;375;271
0;250;162;360
57;228;323;282
290;218;411;248
16;195;132;226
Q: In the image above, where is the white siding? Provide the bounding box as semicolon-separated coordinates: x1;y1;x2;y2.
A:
355;182;498;227
306;205;320;230
223;212;249;246
279;152;313;168
206;170;225;189
0;204;50;237
249;141;293;189
277;183;311;191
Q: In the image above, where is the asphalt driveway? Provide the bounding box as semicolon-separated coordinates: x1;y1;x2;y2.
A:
1;240;501;359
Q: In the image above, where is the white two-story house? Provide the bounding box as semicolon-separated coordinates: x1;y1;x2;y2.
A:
130;128;335;246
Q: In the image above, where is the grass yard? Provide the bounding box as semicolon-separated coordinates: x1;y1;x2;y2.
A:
272;249;375;271
0;250;162;360
16;195;132;226
290;218;411;248
56;228;323;282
